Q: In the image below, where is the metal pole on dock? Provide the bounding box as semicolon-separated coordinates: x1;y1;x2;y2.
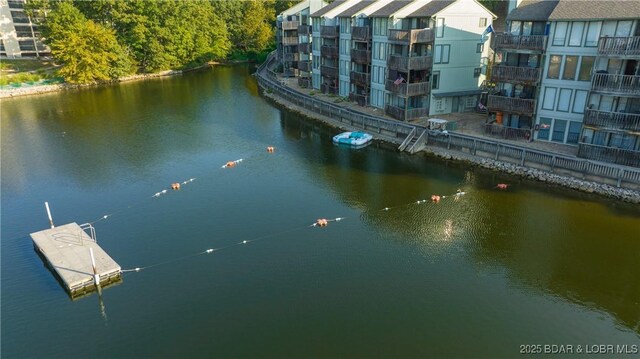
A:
44;202;54;228
89;248;100;287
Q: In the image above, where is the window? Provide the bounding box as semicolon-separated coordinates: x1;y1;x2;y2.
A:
474;68;481;78
557;89;572;112
578;56;594;81
434;45;450;64
543;87;557;110
479;18;487;28
610;133;636;150
615;20;633;37
566;122;582;144
600;21;616;37
510;21;521;35
436;18;444;37
538;118;552;140
553;22;568;46
432;71;440;89
568;22;585;46
562;56;578;80
585;21;601;47
552;119;567;142
476;43;483;53
547;55;561;79
18;40;35;51
572;90;588;113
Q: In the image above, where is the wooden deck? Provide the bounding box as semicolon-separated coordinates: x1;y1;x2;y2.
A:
31;222;121;297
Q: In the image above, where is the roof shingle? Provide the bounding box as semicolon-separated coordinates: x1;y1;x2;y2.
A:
408;0;455;18
370;0;413;17
336;0;376;17
549;0;640;20
310;0;347;17
506;0;559;21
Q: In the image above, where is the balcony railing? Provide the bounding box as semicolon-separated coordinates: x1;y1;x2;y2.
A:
298;42;311;53
385;80;430;97
487;95;536;116
578;143;640;167
491;65;541;84
321;45;338;58
351;26;371;41
491;33;547;52
388;29;434;44
298;25;311;36
583;109;640;132
385;105;428;121
282;36;299;45
321;65;338;78
350;71;370;86
387;55;432;71
350;48;371;64
320;26;339;38
282;21;299;30
483;123;532;141
591;73;640;96
283;52;299;62
349;93;369;106
321;83;339;95
298;77;311;88
598;36;640;57
298;60;311;72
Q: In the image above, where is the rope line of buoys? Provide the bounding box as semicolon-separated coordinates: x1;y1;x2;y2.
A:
495;183;509;190
311;217;344;227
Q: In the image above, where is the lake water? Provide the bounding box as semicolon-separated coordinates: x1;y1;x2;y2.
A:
2;65;639;358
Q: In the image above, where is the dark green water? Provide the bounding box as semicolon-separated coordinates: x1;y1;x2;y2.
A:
2;65;639;358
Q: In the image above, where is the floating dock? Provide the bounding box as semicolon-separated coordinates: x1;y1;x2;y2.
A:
30;222;121;297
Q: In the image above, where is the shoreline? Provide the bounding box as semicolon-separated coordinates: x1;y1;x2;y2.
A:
260;87;640;204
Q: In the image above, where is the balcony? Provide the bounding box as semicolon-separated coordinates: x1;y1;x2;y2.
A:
321;83;339;95
387;54;432;72
349;93;369;106
591;73;640;96
298;42;311;53
598;36;640;57
491;33;547;52
321;26;339;38
282;36;298;45
283;52;299;62
385;80;430;97
352;26;371;42
385;105;428;121
491;65;541;84
298;25;311;36
321;65;338;78
350;71;370;86
350;48;371;64
583;109;640;132
298;60;311;72
282;21;299;30
298;77;311;88
388;29;434;44
321;45;338;58
578;143;640;167
487;95;536;116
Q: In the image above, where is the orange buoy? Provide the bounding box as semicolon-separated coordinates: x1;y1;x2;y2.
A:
430;195;441;203
497;183;508;189
267;146;275;153
226;161;235;168
171;183;180;190
316;218;328;227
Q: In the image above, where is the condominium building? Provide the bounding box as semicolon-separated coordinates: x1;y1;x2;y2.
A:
0;0;50;58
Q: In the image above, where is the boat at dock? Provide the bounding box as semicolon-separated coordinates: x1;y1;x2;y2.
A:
332;131;373;147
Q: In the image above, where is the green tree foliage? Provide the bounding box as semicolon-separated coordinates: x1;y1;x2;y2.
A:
43;2;133;84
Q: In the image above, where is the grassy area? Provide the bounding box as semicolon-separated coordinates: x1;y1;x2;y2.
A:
0;58;62;87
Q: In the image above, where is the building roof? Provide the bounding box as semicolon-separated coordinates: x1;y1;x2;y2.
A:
370;0;413;17
548;0;640;20
407;0;455;17
311;0;347;17
336;0;376;17
281;1;312;17
507;0;559;21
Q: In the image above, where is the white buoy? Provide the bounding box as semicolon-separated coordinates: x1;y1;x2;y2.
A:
45;202;54;228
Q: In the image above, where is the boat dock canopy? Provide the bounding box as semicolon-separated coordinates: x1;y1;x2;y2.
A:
30;222;121;297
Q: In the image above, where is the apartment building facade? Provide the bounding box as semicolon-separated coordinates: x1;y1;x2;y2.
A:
0;0;50;58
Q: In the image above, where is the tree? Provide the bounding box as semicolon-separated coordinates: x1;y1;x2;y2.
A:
44;2;133;83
